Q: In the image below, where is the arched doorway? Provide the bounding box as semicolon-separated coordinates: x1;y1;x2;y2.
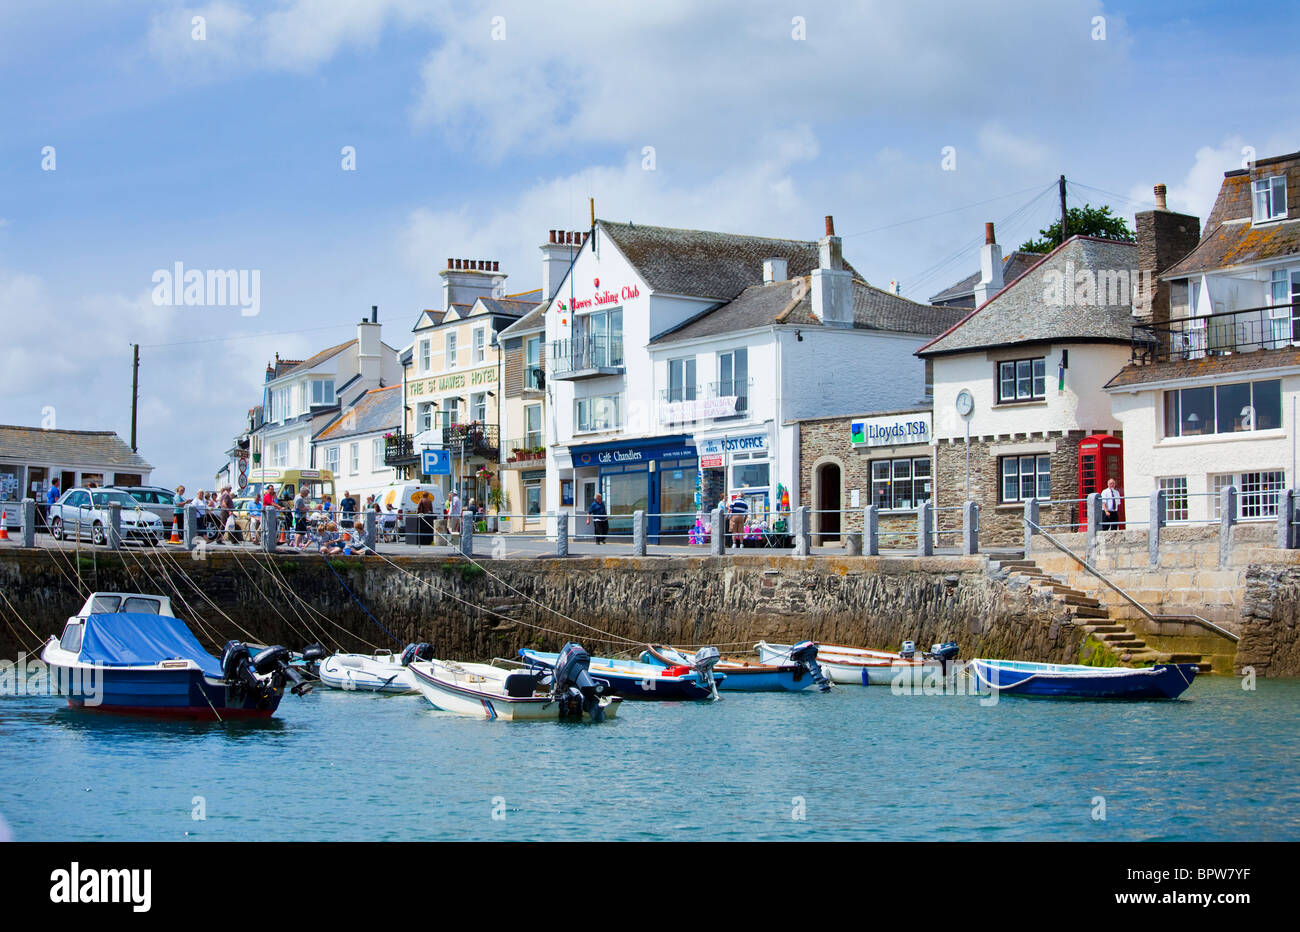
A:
815;461;842;544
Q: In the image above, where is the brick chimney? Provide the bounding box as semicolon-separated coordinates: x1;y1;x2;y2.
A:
357;305;381;385
540;229;586;299
440;257;506;310
973;221;1004;307
1134;184;1201;327
811;214;853;327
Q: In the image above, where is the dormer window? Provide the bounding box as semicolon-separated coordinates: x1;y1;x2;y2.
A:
1253;175;1287;223
310;379;335;406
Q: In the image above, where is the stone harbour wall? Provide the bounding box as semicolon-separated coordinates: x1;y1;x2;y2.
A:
0;548;1084;666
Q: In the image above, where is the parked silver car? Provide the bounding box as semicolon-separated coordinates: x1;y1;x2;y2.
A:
48;488;164;545
108;485;178;527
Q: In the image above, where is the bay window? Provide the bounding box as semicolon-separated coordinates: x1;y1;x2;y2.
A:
1163;379;1282;438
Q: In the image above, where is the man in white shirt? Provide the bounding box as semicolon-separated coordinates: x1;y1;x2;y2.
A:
1100;478;1122;531
448;489;462;533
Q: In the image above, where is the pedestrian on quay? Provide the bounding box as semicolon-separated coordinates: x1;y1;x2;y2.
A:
346;521;372;556
191;489;210;538
587;493;608;544
1101;478;1122;531
172;485;187;535
416;492;434;546
292;488;309;547
340;490;356;524
44;477;61;530
728;495;750;550
448;488;462;534
217;486;234;543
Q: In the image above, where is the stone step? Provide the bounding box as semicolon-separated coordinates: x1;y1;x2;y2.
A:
1062;594;1102;608
1070;605;1111;619
1082;624;1127;634
1098;631;1139;643
1111;640;1149;650
992;559;1037;570
1164;653;1204;665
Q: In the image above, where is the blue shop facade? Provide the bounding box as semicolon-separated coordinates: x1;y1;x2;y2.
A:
567;434;698;538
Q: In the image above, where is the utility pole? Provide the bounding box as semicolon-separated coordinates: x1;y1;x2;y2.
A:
1058;174;1068;244
130;343;140;452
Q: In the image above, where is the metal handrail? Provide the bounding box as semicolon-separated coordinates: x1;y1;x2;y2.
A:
1024;517;1239;643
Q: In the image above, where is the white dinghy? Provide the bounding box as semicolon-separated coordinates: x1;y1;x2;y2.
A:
756;640;960;687
317;643;434;694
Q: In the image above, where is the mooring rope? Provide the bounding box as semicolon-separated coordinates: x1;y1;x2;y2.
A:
318;552;402;647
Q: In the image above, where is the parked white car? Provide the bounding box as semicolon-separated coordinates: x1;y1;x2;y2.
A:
48;488;164;546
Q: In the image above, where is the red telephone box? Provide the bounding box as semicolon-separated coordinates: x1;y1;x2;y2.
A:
1078;434;1124;530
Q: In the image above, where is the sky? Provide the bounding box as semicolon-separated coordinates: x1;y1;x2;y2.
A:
1;0;1297;485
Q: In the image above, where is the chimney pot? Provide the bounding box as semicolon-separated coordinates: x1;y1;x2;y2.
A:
371;305;378;323
985;222;996;245
447;258;453;269
1154;184;1168;210
549;230;557;244
824;215;835;236
493;261;499;271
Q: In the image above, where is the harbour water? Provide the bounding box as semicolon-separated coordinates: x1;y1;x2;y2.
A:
2;675;1297;842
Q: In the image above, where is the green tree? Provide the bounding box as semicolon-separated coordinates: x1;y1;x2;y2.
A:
1019;204;1135;253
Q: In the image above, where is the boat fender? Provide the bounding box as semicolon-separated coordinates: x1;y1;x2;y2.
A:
788;640;832;692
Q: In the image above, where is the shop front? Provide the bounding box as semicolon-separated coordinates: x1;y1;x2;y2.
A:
569;435;697;539
695;427;778;518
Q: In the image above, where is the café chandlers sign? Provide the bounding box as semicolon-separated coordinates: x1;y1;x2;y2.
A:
850;411;932;448
409;366;497;396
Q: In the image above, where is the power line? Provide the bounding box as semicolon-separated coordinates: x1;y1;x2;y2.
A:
1069;180;1157;211
840;181;1052;239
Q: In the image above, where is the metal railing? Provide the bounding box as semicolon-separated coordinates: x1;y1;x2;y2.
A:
1025;515;1239;644
502;439;545;466
548;335;624;376
1132;301;1300;365
442;422;498;458
383;432;418;466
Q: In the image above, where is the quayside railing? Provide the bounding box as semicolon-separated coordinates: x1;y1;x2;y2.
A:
1024;517;1239;643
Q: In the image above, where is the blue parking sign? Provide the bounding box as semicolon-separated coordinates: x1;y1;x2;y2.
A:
421;448;451;475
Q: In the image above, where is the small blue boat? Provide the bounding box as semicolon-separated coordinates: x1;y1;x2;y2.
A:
519;648;722;700
640;644;823;692
968;658;1198;700
41;591;313;719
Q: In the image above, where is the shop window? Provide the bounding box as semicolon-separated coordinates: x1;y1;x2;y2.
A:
1000;455;1050;503
996;358;1045;403
732;461;770;491
872;457;932;510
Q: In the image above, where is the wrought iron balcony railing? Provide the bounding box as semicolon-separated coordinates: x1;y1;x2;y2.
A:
1132;302;1300;365
383;432;418;466
441;422;499;459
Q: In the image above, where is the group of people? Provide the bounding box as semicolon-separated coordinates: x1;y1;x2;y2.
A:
170;485;239;543
402;489;489;545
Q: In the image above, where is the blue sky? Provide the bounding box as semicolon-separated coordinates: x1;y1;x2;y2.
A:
1;0;1296;483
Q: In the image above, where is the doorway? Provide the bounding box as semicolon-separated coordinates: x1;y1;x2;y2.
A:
816;462;842;544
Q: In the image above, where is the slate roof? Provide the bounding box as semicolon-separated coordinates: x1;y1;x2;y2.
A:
499;300;548;339
1162;152;1300;278
0;425;154;470
1105;346;1300;389
476;296;537;318
314;385;402;441
599;219;861;301
652;278;963;345
917;236;1139;357
928;251;1044;305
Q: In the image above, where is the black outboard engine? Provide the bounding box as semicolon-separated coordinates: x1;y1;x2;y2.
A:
299;643;328;680
550;642;606;722
400;642;435;666
221;640;278;707
253;645;314;696
788;640;832;692
924;641;960;678
692;646;722;701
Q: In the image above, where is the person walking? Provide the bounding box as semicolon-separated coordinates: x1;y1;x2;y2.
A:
587;493;608;544
1101;478;1122;531
448;488;462;534
728;495;750;550
340;490;356;524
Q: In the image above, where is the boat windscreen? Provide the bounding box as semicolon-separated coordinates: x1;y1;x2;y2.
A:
89;595;122;613
121;597;162;614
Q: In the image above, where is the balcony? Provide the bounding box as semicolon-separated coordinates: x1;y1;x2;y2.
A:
383;432;419;467
657;378;752;425
502;437;546;469
549;336;624;380
1132;302;1300;365
442;422;499;459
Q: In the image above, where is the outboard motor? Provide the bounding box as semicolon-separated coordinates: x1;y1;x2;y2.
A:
221;640;279;707
899;640;917;660
400;642;435;666
253;644;314;696
297;643;328;680
924;641;960;678
788;640;831;692
692;646;722;701
550;642;606;722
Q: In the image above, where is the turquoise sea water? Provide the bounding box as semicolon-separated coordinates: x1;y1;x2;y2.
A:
1;675;1297;842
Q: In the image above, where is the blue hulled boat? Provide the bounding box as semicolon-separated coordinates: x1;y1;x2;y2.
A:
41;592;312;720
968;658;1198;700
519;648;722;700
640;644;828;692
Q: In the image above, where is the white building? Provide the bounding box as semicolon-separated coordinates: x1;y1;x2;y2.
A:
543;217;959;538
253;308;402;481
311;384;402;506
1108;154;1300;525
